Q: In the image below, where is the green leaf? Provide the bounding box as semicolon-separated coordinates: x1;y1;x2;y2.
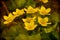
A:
44;27;53;33
6;0;17;11
43;12;59;33
41;33;51;40
28;33;41;40
51;12;59;23
25;0;36;8
52;30;59;40
15;34;28;40
2;22;28;40
15;33;41;40
15;0;26;8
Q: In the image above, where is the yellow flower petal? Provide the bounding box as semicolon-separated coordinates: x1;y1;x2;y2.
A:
40;6;46;10
16;9;20;12
13;9;25;16
3;16;8;20
4;16;16;24
3;13;16;24
38;17;42;21
41;0;48;3
44;17;48;22
34;8;39;13
38;17;50;26
38;18;47;26
22;19;26;22
22;16;36;23
4;21;9;24
46;8;51;14
24;8;27;12
8;13;13;17
28;6;33;10
13;12;16;15
3;13;13;21
24;6;38;13
3;9;25;24
39;6;51;15
40;22;47;26
24;22;37;30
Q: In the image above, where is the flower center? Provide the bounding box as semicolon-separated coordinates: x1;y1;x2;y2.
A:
41;10;47;15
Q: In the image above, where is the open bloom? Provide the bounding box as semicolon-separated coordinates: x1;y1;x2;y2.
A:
22;16;36;23
38;17;51;26
24;22;37;30
13;9;25;17
40;0;48;3
3;13;16;24
39;6;51;15
24;6;39;13
22;16;37;30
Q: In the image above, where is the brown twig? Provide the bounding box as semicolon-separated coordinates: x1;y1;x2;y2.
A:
1;1;9;15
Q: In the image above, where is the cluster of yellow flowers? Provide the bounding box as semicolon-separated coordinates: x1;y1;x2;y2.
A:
3;0;51;30
3;9;25;24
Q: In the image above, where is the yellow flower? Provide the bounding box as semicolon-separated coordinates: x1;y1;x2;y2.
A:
24;22;37;30
24;6;39;13
22;16;37;30
22;16;36;23
3;13;16;24
38;17;51;26
39;6;51;15
40;0;48;3
13;9;25;16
